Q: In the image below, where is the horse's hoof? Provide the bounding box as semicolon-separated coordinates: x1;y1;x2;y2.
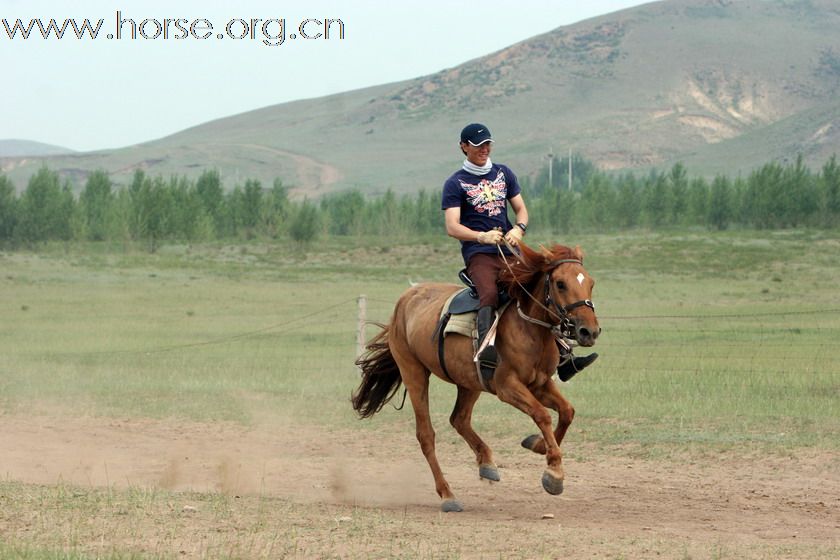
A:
441;499;464;513
521;434;544;453
541;471;565;495
479;464;500;482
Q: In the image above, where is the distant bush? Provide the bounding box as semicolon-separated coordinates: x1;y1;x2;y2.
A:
288;199;320;244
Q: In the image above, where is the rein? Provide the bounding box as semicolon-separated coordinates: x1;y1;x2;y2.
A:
496;242;595;340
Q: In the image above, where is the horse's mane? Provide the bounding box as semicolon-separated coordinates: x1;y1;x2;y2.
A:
498;243;584;300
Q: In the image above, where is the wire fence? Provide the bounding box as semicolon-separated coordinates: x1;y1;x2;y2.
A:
360;297;840;374
33;295;840;376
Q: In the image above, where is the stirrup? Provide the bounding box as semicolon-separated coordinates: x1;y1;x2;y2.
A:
477;343;497;364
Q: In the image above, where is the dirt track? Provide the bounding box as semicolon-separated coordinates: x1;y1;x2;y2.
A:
2;413;838;558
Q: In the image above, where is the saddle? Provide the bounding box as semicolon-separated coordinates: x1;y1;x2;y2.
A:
454;268;510;309
433;270;511;392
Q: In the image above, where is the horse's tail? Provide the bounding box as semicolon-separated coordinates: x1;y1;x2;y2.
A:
351;323;403;419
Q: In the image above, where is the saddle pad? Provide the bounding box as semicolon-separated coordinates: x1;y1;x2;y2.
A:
439;291;477;338
446;312;477;338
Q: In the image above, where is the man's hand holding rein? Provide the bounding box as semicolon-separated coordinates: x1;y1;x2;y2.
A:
476;229;504;245
504;224;524;246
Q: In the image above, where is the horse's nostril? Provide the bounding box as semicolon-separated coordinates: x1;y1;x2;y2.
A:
579;327;591;339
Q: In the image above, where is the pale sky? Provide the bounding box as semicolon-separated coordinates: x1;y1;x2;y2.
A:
1;0;649;152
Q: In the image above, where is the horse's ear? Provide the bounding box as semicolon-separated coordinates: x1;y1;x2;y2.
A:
538;245;553;264
572;245;585;262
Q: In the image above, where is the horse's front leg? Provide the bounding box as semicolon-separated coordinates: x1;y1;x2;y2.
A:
521;380;575;456
449;385;500;482
495;377;566;495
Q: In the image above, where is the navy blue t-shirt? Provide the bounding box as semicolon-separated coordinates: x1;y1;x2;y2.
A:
441;163;522;265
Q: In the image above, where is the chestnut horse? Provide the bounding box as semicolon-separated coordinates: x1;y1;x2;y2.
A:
351;243;600;512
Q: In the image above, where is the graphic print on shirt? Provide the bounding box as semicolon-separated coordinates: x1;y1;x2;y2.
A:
459;170;507;217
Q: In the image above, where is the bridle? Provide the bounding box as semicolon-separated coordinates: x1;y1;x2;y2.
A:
498;245;596;342
540;258;596;339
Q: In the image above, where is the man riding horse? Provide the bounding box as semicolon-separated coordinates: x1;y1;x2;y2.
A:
441;123;597;381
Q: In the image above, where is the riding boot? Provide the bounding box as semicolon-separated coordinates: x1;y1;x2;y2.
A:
476;305;498;366
556;352;598;382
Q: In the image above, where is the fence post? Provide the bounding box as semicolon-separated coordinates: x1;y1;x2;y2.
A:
357;294;367;358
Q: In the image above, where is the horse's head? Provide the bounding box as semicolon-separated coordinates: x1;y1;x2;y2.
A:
500;243;601;347
543;245;600;347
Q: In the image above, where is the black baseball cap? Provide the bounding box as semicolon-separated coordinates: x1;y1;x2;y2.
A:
460;123;493;146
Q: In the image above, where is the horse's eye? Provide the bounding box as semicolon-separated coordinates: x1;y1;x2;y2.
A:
555;281;567;291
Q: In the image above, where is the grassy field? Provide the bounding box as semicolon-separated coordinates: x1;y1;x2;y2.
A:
1;230;839;558
2;230;837;446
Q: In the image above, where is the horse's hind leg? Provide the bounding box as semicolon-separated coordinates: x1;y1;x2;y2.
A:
394;349;463;512
522;381;575;456
450;386;500;482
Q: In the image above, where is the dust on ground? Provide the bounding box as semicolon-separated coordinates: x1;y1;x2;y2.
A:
1;413;838;559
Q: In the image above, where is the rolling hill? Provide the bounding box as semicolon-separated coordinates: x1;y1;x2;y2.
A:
3;0;840;196
0;139;74;158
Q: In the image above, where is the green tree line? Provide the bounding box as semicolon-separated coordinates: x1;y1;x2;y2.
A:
1;155;838;249
527;154;839;232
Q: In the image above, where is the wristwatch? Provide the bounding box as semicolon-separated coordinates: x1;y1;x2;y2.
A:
516;222;527;234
